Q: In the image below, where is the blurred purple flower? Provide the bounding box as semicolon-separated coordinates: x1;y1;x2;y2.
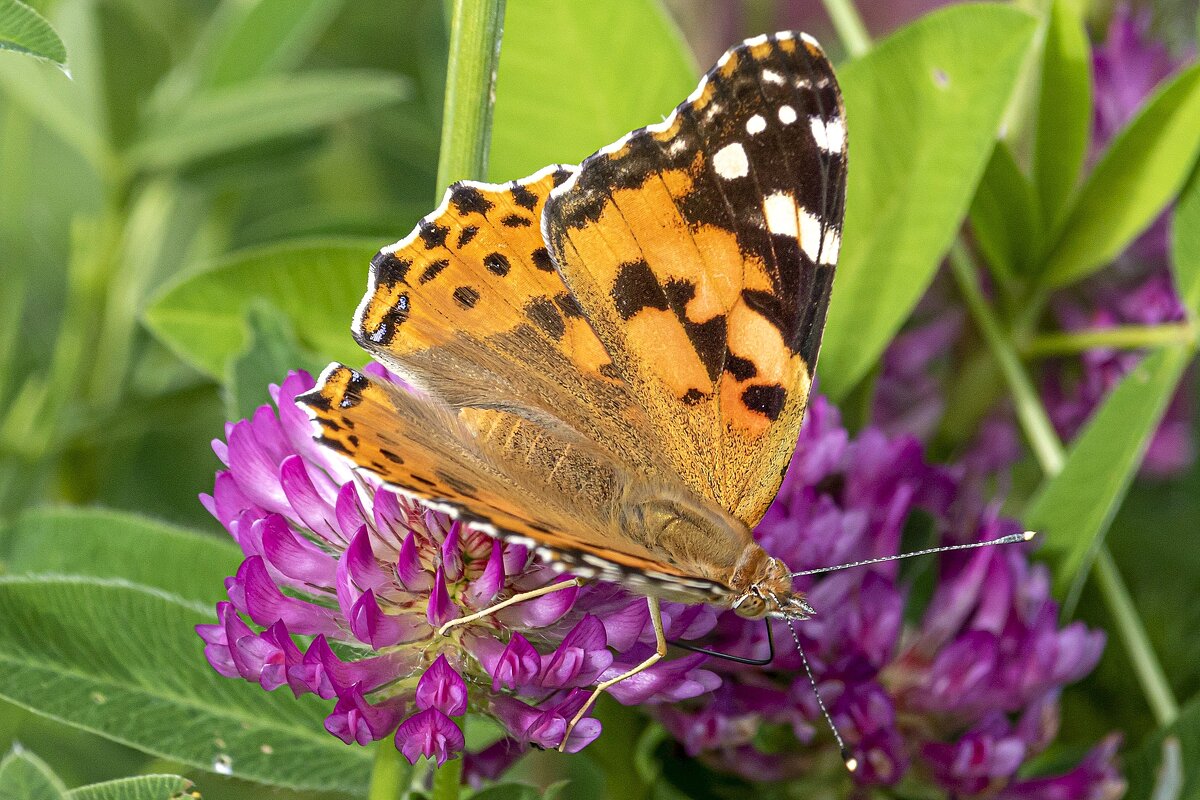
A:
656;398;1120;797
197;368;719;768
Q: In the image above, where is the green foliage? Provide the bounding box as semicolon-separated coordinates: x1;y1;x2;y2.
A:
67;775;195;800
818;4;1038;400
0;0;66;68
145;240;380;378
0;747;68;800
0;577;370;793
1125;697;1200;800
1043;61;1200;287
489;0;696;181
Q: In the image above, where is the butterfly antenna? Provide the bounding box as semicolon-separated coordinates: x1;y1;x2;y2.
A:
790;530;1035;577
782;614;857;773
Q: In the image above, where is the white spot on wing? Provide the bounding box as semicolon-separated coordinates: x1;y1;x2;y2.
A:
810;115;845;154
800;208;823;260
746;114;766;135
778;105;797;124
713;142;749;179
821;227;841;265
668;137;689;157
762;69;785;85
763;193;798;237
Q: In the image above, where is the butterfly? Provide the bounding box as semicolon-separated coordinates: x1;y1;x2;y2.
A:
299;30;848;749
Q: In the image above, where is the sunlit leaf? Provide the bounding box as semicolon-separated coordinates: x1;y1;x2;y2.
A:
819;4;1038;399
0;0;67;68
66;775;194;800
0;577;369;792
489;0;696;182
0;746;67;800
969;141;1041;281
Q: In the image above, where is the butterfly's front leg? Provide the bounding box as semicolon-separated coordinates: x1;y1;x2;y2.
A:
558;596;668;752
436;576;585;636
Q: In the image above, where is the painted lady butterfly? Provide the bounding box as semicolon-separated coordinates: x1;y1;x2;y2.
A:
301;31;848;749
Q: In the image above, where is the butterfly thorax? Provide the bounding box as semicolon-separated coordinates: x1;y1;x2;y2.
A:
622;485;810;620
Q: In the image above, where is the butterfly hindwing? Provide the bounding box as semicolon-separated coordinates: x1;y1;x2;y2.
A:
351;167;669;479
299;365;732;604
543;33;847;526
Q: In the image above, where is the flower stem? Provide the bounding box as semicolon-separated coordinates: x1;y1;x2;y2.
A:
948;242;1064;474
368;741;408;800
430;756;464;800
950;241;1179;727
819;0;872;58
1024;323;1198;357
435;0;507;192
1094;549;1180;724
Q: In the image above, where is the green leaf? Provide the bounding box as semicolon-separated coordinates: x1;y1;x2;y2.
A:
488;0;696;181
969;141;1042;281
144;239;380;379
0;0;67;68
1028;344;1195;600
0;747;68;800
1043;62;1200;287
0;507;241;606
225;301;322;420
0;577;370;793
200;0;343;88
1032;0;1091;232
66;775;194;800
819;4;1038;399
1126;696;1200;800
129;72;410;171
1171;162;1200;310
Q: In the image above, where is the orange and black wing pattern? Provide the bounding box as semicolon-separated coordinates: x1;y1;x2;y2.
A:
543;32;847;526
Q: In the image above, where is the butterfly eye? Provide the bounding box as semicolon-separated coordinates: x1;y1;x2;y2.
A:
734;593;767;619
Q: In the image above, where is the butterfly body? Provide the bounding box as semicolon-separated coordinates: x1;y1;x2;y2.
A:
301;30;845;631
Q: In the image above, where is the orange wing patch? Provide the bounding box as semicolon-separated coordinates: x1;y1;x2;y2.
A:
544;32;846;526
350;167;669;479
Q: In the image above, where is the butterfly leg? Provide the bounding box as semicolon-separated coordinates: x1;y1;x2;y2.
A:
437;577;584;636
558;596;667;752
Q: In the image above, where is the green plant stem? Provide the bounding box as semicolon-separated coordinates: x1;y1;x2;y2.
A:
949;242;1065;473
1024;323;1198;357
950;241;1179;727
431;756;464;800
435;0;507;192
368;741;407;800
819;0;872;58
1094;549;1180;723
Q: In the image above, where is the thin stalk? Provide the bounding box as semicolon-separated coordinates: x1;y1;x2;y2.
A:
435;0;507;192
368;741;408;800
1024;323;1198;358
948;242;1065;474
950;241;1179;727
819;0;872;58
1094;549;1180;723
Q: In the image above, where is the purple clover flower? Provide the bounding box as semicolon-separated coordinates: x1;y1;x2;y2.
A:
197;367;719;769
655;398;1121;797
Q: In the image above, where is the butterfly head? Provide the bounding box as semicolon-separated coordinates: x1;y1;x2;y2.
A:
730;549;815;621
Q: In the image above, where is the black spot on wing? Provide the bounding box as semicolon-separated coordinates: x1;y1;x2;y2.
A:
457;225;479;248
484;252;511;276
742;384;786;420
682;388;707;406
502;214;532;228
453;286;480;309
510;183;539;210
612;259;669;320
419;220;450;249
531;247;556;273
371;251;411;284
525;297;566;340
419;259;450;285
725;353;757;381
553;291;584;318
450;184;493;216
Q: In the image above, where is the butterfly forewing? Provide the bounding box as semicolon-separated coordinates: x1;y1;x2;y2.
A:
543;33;847;526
